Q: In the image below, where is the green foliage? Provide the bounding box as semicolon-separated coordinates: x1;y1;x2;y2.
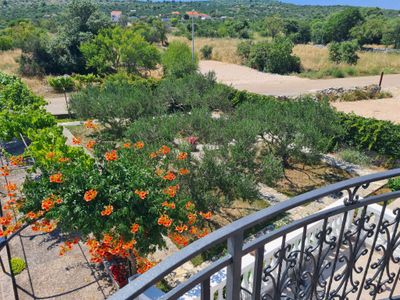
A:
261;16;284;38
0;35;13;50
350;17;386;45
235;98;342;166
337;149;371;166
162;41;198;78
389;177;400;191
329;41;359;65
71;73;102;90
382;19;400;49
337;113;400;161
48;75;75;92
10;257;26;275
80;26;161;75
240;37;301;74
0;72;56;141
324;8;364;43
200;45;213;59
19;0;110;75
69;80;165;136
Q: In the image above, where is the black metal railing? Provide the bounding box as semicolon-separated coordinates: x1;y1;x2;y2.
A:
110;168;400;300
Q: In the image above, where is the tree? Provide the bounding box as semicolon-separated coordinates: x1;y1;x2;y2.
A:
350;17;386;46
382;19;400;49
262;16;284;38
162;41;198;78
324;8;364;43
329;41;359;65
19;0;110;75
80;27;161;75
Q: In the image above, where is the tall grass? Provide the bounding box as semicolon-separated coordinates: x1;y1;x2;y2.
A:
293;44;400;78
169;36;400;78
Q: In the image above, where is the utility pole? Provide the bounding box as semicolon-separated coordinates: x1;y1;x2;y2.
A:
191;10;195;62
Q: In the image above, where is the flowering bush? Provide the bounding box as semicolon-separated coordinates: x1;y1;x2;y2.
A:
19;134;210;272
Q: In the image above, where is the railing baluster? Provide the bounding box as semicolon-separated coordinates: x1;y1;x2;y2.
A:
226;231;244;300
201;277;211;300
389;266;400;299
251;246;264;300
325;211;348;299
274;235;286;300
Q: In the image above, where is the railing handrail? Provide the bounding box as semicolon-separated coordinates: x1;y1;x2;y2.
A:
109;168;400;300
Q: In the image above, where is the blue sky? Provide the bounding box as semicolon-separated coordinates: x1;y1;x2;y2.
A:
280;0;400;10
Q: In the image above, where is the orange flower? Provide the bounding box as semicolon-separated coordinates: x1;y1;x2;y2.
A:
58;157;70;163
179;168;190;175
175;224;188;233
46;152;56;159
0;213;12;226
105;150;118;161
5;183;17;192
157;215;173;227
188;213;197;225
0;166;10;176
103;234;113;244
41;198;54;211
197;228;209;238
123;142;131;149
155;168;164;176
131;223;140;234
135;190;149;200
163;171;176;181
134;141;144;149
200;211;212;220
101;205;113;216
170;233;189;247
123;239;136;250
185;201;195;210
84;189;97;202
50;173;63;183
9;155;23;166
161;201;176;209
84;119;97;129
55;198;63;204
72;137;81;145
26;211;37;220
86;140;96;150
190;226;198;235
177;152;188;160
159;145;170;155
149;152;157;159
163;185;179;198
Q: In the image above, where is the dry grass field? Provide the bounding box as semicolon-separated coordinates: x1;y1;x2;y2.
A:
0;49;58;97
169;36;400;78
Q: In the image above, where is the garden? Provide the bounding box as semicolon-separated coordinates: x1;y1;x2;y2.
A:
1;1;400;294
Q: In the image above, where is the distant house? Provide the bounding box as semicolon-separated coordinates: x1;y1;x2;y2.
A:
171;11;180;16
186;11;211;20
111;11;122;22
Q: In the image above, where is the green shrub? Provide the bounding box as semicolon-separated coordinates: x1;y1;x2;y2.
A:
69;80;165;137
337;149;371;166
337;113;400;160
389;177;400;191
241;37;300;74
329;41;359;65
236;41;253;62
162;41;198;78
71;74;102;90
11;257;26;275
48;75;75;92
200;45;213;59
0;35;13;51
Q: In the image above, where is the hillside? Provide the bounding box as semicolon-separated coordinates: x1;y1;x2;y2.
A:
0;0;398;23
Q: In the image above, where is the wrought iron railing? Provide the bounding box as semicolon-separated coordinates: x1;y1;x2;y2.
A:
110;168;400;300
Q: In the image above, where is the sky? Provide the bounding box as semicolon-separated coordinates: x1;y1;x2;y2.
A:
280;0;400;10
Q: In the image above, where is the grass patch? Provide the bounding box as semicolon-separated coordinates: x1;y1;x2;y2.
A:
337;149;372;166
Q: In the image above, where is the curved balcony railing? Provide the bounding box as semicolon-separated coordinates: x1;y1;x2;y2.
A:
110;168;400;300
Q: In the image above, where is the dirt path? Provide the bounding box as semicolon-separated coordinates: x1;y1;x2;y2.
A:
200;60;400;96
